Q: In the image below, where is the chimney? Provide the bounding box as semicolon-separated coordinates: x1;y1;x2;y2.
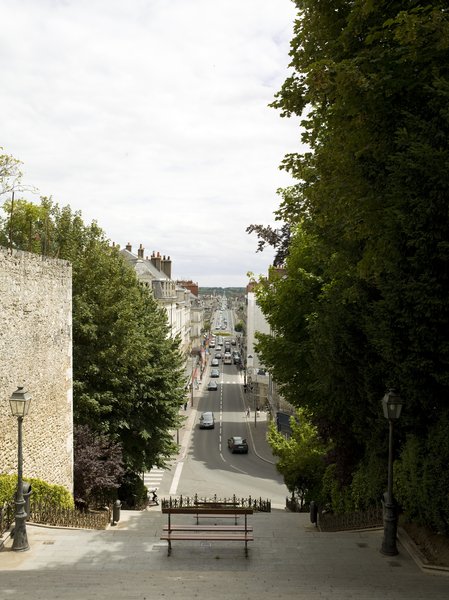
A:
150;251;162;272
161;255;172;279
137;244;144;259
125;242;132;252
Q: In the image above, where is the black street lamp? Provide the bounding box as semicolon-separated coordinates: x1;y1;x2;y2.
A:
9;386;32;552
380;389;404;556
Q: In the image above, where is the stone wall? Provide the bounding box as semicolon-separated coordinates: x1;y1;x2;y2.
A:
0;247;73;492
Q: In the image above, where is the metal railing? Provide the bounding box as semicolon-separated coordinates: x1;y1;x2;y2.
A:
318;506;383;532
0;502;15;537
2;500;112;534
29;502;112;529
161;493;271;512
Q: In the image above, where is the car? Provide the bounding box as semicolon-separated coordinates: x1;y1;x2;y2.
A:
231;339;236;346
211;358;219;367
214;352;222;360
216;344;222;351
209;341;215;348
227;436;248;454
210;368;220;378
199;411;215;429
207;380;218;391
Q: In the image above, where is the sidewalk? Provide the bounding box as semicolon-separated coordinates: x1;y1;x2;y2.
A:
1;509;448;599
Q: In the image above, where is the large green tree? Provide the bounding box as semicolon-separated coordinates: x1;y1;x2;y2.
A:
1;195;186;473
252;1;449;522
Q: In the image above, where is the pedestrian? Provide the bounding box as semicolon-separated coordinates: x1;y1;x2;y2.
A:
246;407;250;417
184;401;188;411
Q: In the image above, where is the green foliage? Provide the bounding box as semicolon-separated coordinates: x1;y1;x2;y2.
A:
0;474;74;508
0;195;186;474
320;464;353;515
253;2;449;528
234;321;244;332
117;470;148;509
267;409;327;506
395;412;449;535
0;474;18;505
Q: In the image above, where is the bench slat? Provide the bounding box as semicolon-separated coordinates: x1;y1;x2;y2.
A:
162;507;253;514
161;534;254;541
163;525;253;532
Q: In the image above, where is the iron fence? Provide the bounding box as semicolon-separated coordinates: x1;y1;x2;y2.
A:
29;502;112;529
318;506;383;532
161;493;271;512
0;502;14;537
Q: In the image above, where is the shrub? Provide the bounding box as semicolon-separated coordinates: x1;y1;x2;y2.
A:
0;474;74;508
117;471;147;509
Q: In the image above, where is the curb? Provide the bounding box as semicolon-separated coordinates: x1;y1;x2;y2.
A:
398;527;449;576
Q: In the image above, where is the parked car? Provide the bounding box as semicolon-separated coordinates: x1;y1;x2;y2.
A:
227;436;249;454
199;411;215;429
210;368;220;378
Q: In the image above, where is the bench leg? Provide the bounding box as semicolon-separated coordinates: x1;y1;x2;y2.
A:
167;540;172;556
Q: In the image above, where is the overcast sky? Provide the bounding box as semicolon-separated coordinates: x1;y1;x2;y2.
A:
1;0;300;287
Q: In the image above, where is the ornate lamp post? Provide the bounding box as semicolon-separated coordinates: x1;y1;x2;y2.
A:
380;389;404;556
9;386;32;552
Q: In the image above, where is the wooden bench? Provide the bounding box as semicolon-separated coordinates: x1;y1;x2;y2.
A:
161;506;253;556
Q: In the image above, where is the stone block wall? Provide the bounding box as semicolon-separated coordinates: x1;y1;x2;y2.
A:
0;247;73;492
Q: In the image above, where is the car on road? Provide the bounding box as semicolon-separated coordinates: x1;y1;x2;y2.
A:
214;352;222;360
211;358;219;367
227;436;249;454
233;353;241;365
199;411;215;429
207;380;218;391
210;368;220;378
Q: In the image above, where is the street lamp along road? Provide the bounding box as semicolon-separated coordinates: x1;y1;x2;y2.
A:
9;386;32;552
380;389;404;556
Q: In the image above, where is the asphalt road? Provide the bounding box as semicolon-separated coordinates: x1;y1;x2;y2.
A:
161;350;288;505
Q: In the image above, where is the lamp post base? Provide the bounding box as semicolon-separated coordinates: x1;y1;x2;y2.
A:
12;516;29;552
380;500;399;556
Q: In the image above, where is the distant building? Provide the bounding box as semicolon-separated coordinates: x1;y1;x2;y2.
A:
121;244;204;354
176;279;199;297
245;270;294;427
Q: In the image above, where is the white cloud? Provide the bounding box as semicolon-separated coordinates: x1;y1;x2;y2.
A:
0;0;302;286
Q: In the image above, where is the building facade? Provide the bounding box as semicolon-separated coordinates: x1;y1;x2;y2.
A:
121;244;204;355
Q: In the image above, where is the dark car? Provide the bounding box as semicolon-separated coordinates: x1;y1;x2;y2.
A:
207;380;218;391
227;436;249;454
210;368;220;378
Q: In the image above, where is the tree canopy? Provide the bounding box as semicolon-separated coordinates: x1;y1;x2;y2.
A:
251;1;449;530
0;191;186;474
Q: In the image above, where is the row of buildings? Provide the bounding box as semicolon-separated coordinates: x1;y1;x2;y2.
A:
120;243;204;354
